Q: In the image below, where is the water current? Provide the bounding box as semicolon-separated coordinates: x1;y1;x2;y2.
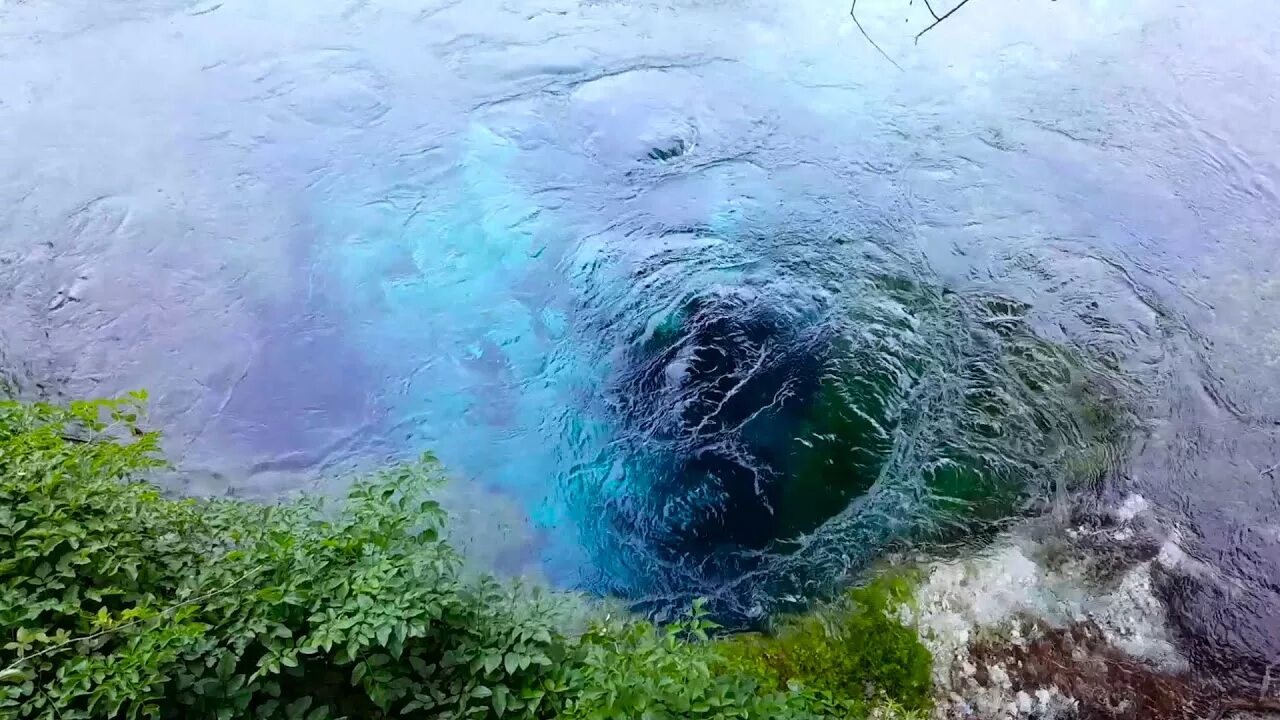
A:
2;0;1279;690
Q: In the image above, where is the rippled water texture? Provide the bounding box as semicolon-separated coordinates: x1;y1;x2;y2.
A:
3;0;1280;683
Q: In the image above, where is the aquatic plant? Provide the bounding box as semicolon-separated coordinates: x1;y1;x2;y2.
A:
715;573;934;715
0;396;931;719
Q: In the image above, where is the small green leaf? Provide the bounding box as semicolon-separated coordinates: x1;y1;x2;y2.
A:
286;696;313;720
493;688;508;716
409;656;429;675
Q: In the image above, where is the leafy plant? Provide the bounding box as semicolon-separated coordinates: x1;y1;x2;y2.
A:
0;396;931;719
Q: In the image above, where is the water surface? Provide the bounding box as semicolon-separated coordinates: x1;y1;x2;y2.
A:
2;0;1279;686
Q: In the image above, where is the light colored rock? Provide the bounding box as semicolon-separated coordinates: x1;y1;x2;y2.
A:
906;502;1190;718
1035;688;1051;708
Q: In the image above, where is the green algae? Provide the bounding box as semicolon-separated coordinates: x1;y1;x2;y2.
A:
768;280;1131;548
774;372;892;540
714;572;934;714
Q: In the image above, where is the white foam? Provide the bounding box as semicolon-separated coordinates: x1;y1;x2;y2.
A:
1114;493;1149;522
903;516;1188;718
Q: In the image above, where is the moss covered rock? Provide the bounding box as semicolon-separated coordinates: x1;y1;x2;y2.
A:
715;573;933;715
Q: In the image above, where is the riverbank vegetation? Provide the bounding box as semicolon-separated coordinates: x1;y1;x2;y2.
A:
0;396;932;719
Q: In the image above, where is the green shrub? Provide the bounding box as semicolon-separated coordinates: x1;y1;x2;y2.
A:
0;396;930;719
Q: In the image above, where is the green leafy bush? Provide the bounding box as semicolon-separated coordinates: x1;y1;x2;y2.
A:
0;396;930;719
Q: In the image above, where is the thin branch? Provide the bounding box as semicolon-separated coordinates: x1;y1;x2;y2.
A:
3;566;263;676
850;0;903;71
920;0;943;20
37;684;65;720
915;0;975;44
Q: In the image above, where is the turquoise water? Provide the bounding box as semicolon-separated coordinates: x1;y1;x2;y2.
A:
2;0;1279;677
305;110;1128;615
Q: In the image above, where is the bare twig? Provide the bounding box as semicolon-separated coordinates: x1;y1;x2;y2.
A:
849;0;903;71
915;0;976;44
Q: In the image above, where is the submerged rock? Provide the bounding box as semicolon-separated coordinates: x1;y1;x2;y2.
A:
908;510;1280;720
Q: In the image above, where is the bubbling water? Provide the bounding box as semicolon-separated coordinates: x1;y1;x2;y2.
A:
570;228;1130;620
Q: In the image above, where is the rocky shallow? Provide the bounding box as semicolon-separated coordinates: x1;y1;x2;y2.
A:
906;498;1279;720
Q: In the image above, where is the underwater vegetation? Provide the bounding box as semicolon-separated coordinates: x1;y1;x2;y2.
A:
716;572;935;715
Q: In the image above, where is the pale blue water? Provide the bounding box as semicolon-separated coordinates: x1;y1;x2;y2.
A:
2;0;1279;680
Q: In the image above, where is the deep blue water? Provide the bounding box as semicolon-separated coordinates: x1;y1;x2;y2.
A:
3;0;1280;676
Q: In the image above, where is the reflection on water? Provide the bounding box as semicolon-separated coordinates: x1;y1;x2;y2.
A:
2;0;1279;690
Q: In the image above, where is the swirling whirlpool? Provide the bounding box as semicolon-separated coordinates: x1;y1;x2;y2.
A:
304;96;1143;620
561;226;1129;619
